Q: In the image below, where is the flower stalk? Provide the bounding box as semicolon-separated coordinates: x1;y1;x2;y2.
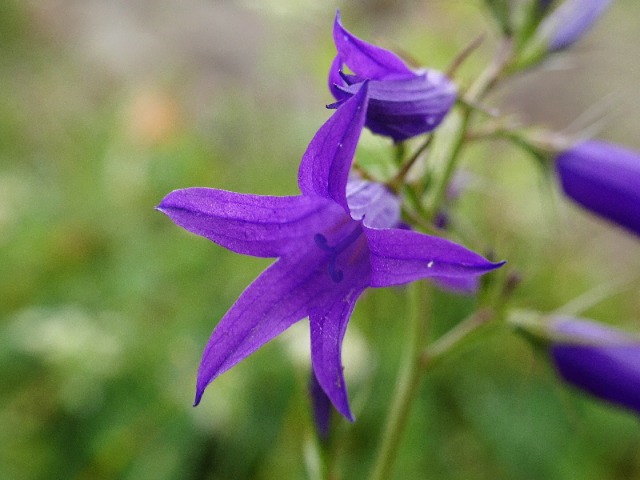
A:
424;37;514;221
369;281;431;480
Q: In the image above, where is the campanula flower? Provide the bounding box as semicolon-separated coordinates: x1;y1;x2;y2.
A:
538;0;611;51
157;85;503;420
556;140;640;237
550;317;640;414
328;11;457;143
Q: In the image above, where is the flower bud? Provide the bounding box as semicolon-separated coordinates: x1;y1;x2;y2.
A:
550;317;640;414
556;140;640;237
538;0;611;52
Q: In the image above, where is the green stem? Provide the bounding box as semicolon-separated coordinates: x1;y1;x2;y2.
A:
421;308;494;369
424;37;513;221
369;282;430;480
388;135;434;192
367;37;516;480
423;109;469;220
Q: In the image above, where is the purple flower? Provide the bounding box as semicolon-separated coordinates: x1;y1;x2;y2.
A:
556;140;640;237
157;85;503;420
538;0;611;51
551;317;640;414
328;11;457;143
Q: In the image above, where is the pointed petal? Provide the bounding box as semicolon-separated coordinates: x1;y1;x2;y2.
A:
157;188;337;257
309;281;366;421
364;227;504;288
194;254;329;405
335;72;457;142
309;369;333;439
337;72;457;117
298;82;369;212
328;55;350;101
333;10;416;80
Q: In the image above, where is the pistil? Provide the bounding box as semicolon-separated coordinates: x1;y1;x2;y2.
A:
314;224;364;283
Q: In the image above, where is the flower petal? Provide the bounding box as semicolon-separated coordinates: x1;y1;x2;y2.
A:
332;71;457;142
364;227;504;287
309;369;333;439
298;82;369;212
157;188;337;257
194;253;336;405
328;55;350;101
309;282;367;422
346;179;401;229
337;72;457;117
333;10;416;80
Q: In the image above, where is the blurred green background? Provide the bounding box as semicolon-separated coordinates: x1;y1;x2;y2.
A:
1;1;640;479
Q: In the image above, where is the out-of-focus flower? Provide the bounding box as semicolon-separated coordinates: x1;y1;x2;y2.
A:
550;316;640;414
328;11;457;143
158;84;503;420
555;140;640;237
537;0;611;51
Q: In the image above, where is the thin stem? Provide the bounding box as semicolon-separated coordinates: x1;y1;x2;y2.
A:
369;282;430;480
446;33;487;78
388;135;434;192
352;164;378;182
424;37;514;221
401;204;441;235
394;142;407;167
466;36;513;101
552;274;638;317
421;308;494;369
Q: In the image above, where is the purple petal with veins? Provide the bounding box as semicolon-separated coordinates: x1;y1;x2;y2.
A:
328;11;456;142
158;82;502;422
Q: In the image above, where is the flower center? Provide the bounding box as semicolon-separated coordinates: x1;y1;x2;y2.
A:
314;224;363;283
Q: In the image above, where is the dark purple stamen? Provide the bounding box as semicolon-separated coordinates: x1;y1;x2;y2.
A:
314;225;363;283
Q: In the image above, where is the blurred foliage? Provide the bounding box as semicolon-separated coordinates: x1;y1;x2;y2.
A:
1;1;639;479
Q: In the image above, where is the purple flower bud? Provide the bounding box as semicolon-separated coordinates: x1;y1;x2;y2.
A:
555;140;640;237
538;0;611;51
550;317;640;414
328;11;456;143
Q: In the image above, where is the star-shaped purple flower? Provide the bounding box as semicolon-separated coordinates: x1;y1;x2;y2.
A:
157;84;503;420
551;317;640;414
328;11;457;143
